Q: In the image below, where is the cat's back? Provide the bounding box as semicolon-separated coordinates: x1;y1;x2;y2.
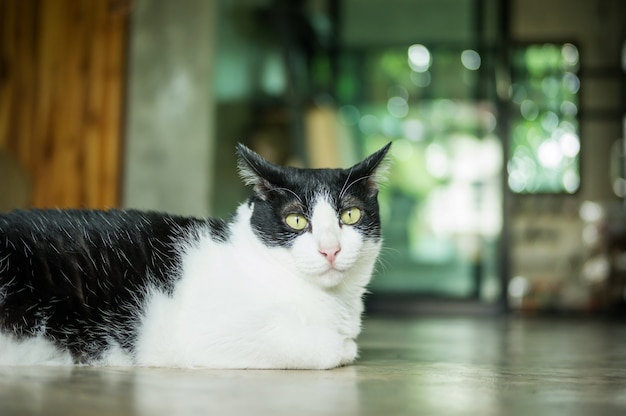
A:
0;209;227;361
0;208;200;240
0;209;217;291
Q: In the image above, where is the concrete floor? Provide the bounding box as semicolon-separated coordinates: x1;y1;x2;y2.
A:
1;316;625;416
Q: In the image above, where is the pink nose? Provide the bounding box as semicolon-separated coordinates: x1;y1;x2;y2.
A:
319;247;341;264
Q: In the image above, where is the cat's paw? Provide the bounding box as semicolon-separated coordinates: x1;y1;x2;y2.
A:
297;332;357;369
340;338;358;366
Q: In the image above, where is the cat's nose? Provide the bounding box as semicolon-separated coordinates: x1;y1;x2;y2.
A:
319;246;341;264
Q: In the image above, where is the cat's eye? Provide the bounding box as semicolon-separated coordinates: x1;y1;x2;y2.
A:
285;213;308;231
340;207;362;225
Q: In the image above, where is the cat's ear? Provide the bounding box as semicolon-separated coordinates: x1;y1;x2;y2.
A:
236;143;284;199
350;142;392;196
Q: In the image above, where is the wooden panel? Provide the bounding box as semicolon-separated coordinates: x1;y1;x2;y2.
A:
0;0;129;208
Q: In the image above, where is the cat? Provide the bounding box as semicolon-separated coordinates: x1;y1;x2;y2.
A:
0;142;391;369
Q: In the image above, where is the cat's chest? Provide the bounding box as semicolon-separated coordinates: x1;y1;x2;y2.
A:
177;231;313;297
170;232;343;325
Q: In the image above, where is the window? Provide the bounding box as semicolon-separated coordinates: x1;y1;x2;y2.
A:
508;43;581;194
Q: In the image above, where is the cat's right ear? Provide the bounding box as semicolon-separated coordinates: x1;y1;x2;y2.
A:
350;141;392;197
236;143;282;200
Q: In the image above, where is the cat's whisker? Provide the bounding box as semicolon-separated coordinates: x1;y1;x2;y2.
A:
268;186;303;204
375;256;392;273
338;168;354;201
339;174;376;199
372;246;399;273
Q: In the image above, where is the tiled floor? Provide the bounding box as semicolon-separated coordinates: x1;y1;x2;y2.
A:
1;316;625;415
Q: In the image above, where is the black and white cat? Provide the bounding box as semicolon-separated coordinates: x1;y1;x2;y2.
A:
0;142;390;369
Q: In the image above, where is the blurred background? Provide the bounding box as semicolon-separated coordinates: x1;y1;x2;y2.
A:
1;0;625;315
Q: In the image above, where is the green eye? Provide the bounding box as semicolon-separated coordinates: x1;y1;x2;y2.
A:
340;207;362;225
285;213;308;231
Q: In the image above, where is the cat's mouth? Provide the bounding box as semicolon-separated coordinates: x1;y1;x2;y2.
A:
318;257;356;283
320;258;348;273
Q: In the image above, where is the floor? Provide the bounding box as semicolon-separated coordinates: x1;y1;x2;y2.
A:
1;316;626;416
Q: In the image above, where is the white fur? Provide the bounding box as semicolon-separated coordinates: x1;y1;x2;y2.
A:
0;196;380;369
0;333;73;366
135;197;380;369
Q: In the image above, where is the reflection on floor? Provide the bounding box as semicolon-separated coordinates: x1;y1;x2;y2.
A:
1;316;626;416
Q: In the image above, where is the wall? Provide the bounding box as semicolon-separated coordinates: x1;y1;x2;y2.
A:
123;0;216;217
0;0;128;209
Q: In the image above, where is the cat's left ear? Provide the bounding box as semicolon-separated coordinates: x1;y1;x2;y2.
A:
350;142;392;196
236;143;284;200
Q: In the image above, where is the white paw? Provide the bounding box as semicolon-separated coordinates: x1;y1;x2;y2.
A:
340;338;358;365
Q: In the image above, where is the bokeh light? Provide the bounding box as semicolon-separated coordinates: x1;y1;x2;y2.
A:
408;44;431;72
461;50;481;70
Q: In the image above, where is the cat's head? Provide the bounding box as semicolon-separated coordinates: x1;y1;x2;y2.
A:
236;142;391;288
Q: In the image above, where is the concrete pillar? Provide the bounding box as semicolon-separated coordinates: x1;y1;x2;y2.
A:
123;0;216;217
